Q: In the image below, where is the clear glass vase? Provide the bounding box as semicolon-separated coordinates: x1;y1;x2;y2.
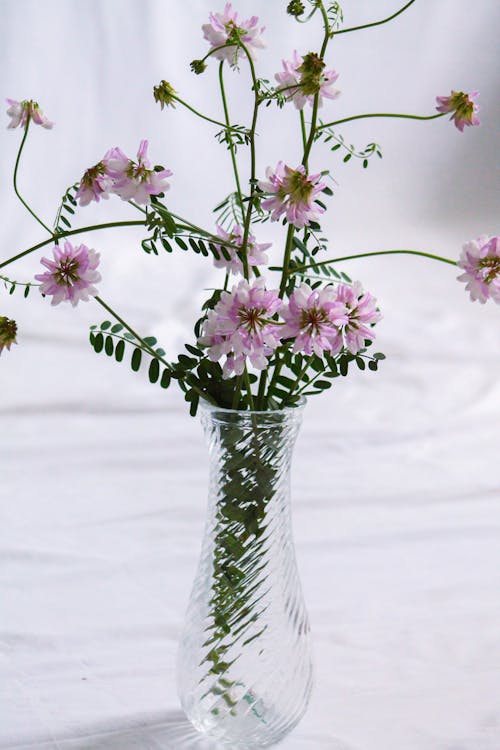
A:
177;400;313;749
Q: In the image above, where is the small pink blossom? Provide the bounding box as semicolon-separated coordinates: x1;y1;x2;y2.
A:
281;283;347;356
6;98;53;129
202;3;265;67
0;316;17;355
107;140;172;204
275;51;340;110
75;160;114;207
435;90;480;132
457;235;500;304
336;282;382;354
35;241;101;307
259;162;327;228
213;224;271;275
198;278;281;377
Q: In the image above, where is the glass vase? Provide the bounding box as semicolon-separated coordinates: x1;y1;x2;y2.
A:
177;400;313;749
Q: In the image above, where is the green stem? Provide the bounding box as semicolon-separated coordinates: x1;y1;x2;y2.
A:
336;0;417;35
256;370;267;411
280;355;314;407
275;249;457;275
318;111;445;131
13;118;53;235
218;62;245;219
302;1;331;170
232;374;243;409
172;93;246;134
243;367;255;410
299;110;308;153
279;224;297;298
0;220;146;271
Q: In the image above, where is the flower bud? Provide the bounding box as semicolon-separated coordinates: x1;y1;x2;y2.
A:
0;316;18;354
153;80;177;109
190;59;208;75
287;1;305;17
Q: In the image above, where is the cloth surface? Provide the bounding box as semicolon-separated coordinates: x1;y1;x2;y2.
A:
1;1;499;748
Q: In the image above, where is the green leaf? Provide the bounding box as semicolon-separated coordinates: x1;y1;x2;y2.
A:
110;323;123;334
104;336;114;356
115;340;125;362
368;360;378;371
373;352;386;360
343;153;352;163
339;356;348;376
24;285;30;298
131;348;142;372
185;343;202;356
143;336;158;346
313;380;332;390
149;358;160;383
355;356;365;370
160;369;171;389
93;333;104;353
174;236;188;251
100;320;112;331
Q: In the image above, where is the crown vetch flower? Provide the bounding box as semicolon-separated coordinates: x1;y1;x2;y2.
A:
0;316;18;355
336;282;382;354
281;283;347;356
198;278;281;377
457;235;500;304
202;4;265;67
75;160;115;207
259;162;327;228
435;91;480;132
6;98;53;130
213;224;271;275
275;51;340;110
107;140;172;205
34;241;101;307
153;80;177;109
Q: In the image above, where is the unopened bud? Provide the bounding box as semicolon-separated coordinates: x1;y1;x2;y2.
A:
153;80;177;109
287;1;305;17
190;59;207;75
0;316;18;354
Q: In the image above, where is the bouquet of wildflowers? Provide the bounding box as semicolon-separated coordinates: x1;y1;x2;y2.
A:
1;0;496;417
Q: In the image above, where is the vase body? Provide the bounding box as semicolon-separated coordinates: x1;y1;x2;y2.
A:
177;402;313;749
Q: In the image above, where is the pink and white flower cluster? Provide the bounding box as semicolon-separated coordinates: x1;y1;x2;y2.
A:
259;162;327;228
200;279;381;377
275;51;340;110
213;224;271;275
457;235;500;304
283;282;381;357
202;3;265;67
35;241;101;307
435;90;480;132
75;139;172;207
6;98;53;129
199;279;282;377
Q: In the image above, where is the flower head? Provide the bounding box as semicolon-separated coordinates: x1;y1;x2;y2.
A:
0;316;18;355
457;235;500;304
198;278;281;377
287;1;305;17
6;98;53;129
153;80;177;109
336;282;382;354
34;241;101;307
275;51;340;110
259;162;327;228
282;283;347;356
107;140;172;204
75;160;114;207
202;4;265;67
435;91;480;132
213;224;271;275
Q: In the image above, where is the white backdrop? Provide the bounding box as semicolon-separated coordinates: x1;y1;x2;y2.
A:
1;1;499;749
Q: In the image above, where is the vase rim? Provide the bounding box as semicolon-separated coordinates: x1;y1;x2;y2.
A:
199;396;306;416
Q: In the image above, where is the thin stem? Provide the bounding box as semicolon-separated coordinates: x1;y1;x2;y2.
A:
318;111;445;132
279;224;297;298
299;110;308;152
275;249;457;275
243;367;255;410
13;118;53;235
232;374;243;409
336;0;417;35
302;1;331;169
280;355;313;407
0;220;146;271
218;62;245;218
171;93;246;134
256;370;267;411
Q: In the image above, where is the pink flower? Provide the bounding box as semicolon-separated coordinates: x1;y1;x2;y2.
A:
435;91;480;132
275;51;340;110
213;224;271;275
35;241;101;307
198;278;281;377
6;98;53;129
281;283;347;356
107;140;172;204
457;235;500;304
202;4;265;67
0;316;17;355
75;160;115;207
259;162;327;228
336;282;382;354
